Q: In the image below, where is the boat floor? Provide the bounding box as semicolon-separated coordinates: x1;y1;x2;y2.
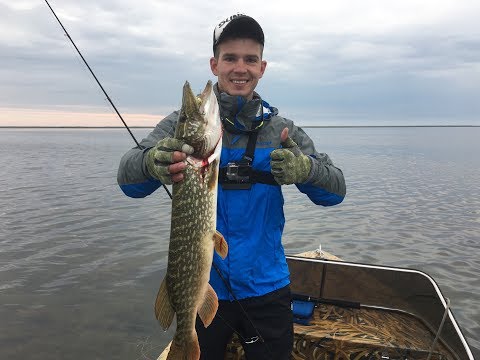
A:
224;302;453;359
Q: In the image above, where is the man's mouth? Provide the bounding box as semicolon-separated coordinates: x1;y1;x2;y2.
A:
232;80;248;84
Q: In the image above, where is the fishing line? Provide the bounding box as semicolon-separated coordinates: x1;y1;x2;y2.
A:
212;262;273;356
43;0;172;199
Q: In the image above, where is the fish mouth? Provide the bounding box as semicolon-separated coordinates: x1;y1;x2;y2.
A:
181;80;215;116
198;80;214;103
181;81;199;114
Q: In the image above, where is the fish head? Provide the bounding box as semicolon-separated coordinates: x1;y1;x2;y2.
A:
175;80;221;159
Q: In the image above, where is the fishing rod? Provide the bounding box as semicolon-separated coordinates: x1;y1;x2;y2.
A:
43;0;172;198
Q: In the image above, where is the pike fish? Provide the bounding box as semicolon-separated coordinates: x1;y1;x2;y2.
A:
154;80;227;360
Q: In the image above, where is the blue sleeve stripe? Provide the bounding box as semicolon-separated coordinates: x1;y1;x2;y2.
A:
119;179;162;198
296;183;344;206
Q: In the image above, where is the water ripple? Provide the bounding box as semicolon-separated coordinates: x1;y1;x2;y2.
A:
0;127;478;359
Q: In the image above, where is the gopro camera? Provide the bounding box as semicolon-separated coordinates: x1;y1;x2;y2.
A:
226;162;251;182
222;161;252;190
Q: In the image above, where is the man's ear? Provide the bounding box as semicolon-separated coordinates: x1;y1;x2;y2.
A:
259;60;267;78
210;57;218;76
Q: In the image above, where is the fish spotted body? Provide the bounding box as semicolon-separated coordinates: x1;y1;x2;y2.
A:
154;81;227;360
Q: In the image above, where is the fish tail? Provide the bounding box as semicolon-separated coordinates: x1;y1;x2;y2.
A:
166;336;200;360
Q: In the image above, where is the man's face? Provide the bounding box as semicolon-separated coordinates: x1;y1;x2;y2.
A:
210;38;267;100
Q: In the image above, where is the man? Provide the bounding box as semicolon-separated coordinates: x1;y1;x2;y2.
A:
117;13;346;360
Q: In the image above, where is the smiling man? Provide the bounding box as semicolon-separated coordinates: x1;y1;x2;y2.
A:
118;13;346;360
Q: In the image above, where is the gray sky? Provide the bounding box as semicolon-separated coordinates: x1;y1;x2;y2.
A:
1;0;480;126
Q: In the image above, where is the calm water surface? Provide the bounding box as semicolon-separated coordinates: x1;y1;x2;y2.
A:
0;127;479;359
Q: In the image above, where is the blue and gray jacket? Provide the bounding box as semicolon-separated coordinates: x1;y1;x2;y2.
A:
117;84;346;301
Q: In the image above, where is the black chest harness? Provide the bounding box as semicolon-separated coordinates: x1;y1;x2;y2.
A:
219;119;279;190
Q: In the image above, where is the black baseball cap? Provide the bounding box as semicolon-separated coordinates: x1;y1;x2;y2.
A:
213;13;264;53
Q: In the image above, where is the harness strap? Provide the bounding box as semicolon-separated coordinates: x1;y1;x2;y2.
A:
218;167;279;187
242;125;259;163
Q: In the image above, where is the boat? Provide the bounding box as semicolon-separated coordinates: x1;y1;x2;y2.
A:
159;249;475;360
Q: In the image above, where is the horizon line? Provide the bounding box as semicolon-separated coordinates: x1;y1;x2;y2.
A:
1;125;479;129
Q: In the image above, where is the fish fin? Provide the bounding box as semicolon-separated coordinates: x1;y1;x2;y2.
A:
167;337;200;360
213;230;228;259
154;277;175;330
198;283;218;328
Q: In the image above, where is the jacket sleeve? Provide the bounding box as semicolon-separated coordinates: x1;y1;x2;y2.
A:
290;124;346;206
117;112;179;198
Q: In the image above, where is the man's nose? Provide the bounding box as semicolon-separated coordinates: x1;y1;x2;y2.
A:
233;59;247;73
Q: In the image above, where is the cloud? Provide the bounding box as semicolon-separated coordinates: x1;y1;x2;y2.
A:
0;0;479;126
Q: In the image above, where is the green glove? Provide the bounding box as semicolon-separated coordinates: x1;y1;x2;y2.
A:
270;135;312;185
145;137;193;184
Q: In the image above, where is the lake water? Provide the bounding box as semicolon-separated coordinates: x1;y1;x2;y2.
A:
0;127;479;359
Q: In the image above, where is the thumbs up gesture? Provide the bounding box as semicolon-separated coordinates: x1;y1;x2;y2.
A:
270;128;312;185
